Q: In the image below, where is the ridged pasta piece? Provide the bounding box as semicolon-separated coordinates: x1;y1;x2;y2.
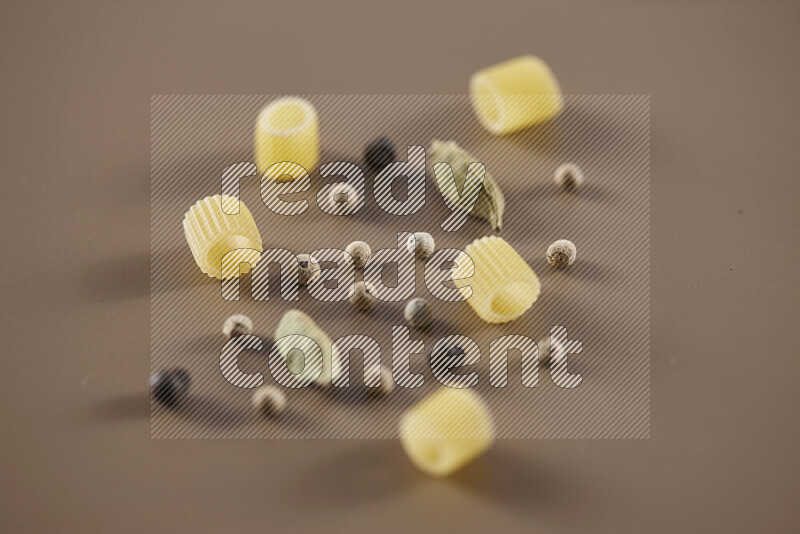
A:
182;195;263;279
255;97;319;175
453;236;540;323
470;55;563;135
399;388;494;477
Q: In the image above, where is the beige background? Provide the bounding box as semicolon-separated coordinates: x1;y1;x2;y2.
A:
1;1;799;533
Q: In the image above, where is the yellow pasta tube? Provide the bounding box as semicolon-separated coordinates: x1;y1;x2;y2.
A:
183;195;263;279
453;236;540;323
400;388;494;477
255;97;319;176
470;55;563;135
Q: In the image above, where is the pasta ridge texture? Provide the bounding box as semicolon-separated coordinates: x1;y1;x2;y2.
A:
453;236;540;323
400;388;494;477
183;195;263;279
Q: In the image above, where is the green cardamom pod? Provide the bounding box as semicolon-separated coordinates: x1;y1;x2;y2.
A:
430;140;505;231
274;310;342;386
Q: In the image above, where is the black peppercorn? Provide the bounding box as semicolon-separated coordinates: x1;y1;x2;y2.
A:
404;297;432;329
150;369;191;407
429;345;466;375
364;137;396;172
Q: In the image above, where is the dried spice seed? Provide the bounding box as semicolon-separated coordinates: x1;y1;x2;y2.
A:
295;254;321;286
364;137;396;172
429;345;466;375
539;338;566;368
364;364;395;396
150;369;191;407
546;239;577;268
349;281;377;311
330;182;359;204
252;385;287;416
554;163;585;191
404;298;432;329
406;232;435;260
222;314;253;339
345;241;371;269
324;182;361;214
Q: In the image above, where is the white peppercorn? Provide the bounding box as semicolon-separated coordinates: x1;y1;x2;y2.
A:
349;281;376;311
364;364;395;396
295;254;321;286
344;241;371;268
326;182;361;213
404;297;432;329
406;232;435;260
222;314;253;339
251;385;287;416
546;239;577;268
554;163;585;191
539;338;566;368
